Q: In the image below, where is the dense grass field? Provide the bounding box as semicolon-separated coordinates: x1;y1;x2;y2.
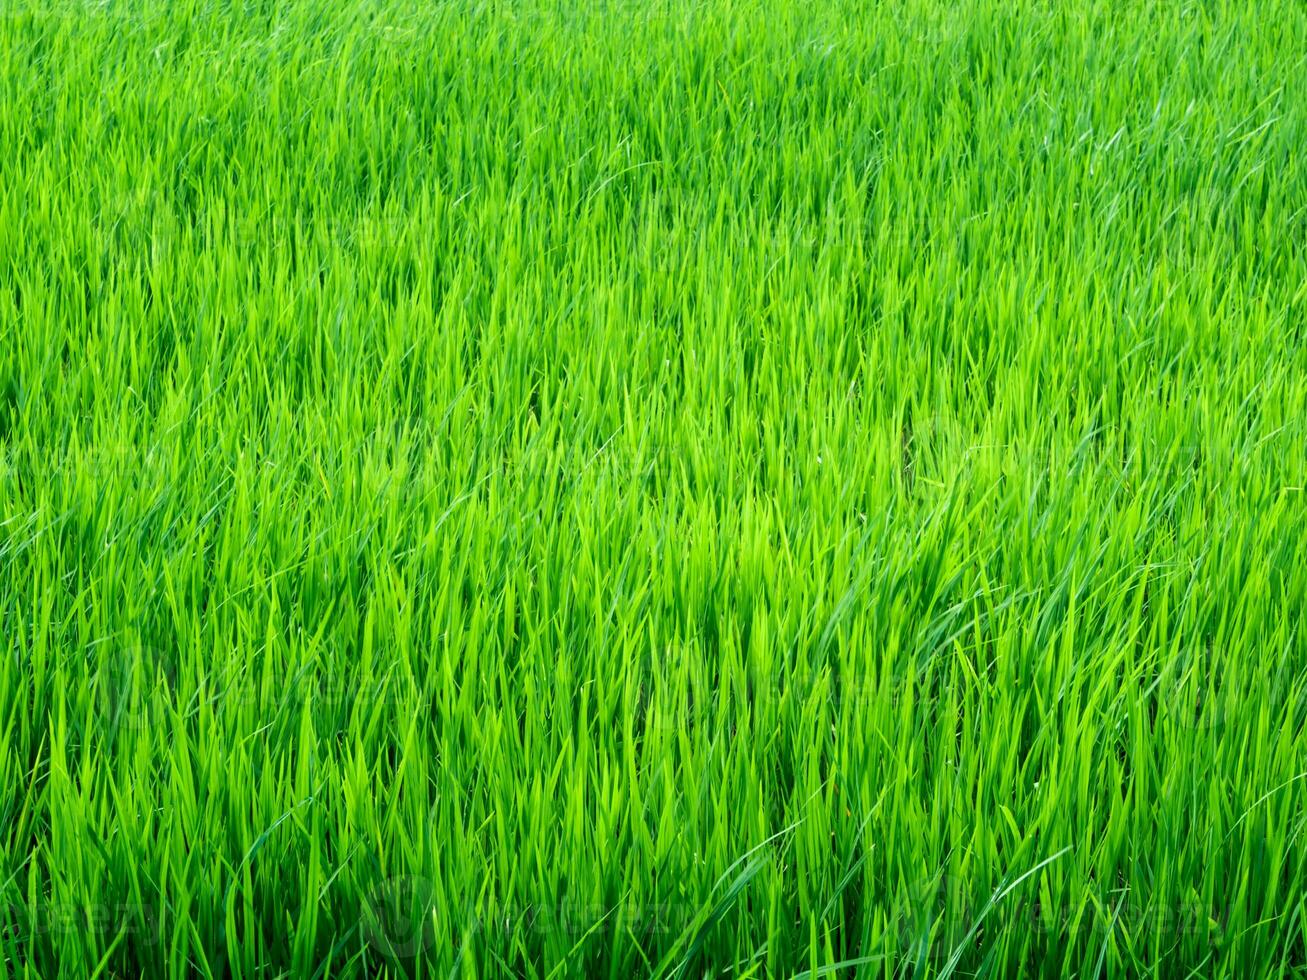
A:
3;0;1306;976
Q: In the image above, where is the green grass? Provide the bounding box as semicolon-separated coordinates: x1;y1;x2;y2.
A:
2;0;1306;976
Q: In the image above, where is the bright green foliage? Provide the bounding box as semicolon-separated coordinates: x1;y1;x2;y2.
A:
1;0;1305;976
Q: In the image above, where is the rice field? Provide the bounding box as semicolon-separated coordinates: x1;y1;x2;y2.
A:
2;0;1306;976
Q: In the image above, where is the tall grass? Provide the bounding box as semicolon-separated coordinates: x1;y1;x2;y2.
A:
1;0;1305;976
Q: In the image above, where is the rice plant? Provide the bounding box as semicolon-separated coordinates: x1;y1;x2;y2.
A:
1;0;1305;976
